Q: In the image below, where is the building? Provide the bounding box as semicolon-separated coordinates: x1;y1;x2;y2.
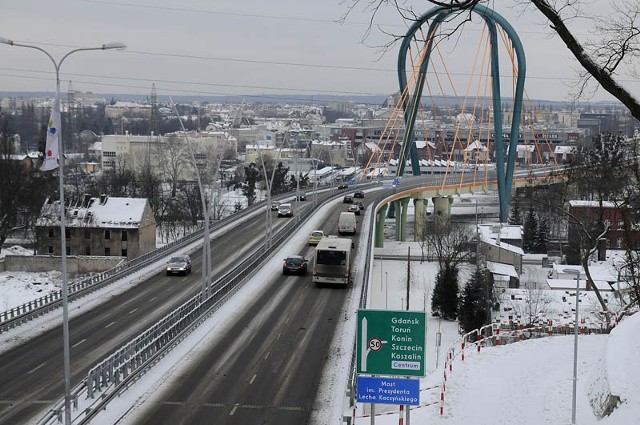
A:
477;223;524;288
36;195;156;261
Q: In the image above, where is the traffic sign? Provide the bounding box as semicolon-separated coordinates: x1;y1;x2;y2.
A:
356;309;426;377
356;376;420;405
392;177;401;187
348;178;356;185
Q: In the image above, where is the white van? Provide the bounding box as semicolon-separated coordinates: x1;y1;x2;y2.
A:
338;211;357;235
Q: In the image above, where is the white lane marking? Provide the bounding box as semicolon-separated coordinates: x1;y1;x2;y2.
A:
28;363;46;374
129;308;138;314
72;339;86;348
250;374;256;384
105;321;116;328
229;404;239;416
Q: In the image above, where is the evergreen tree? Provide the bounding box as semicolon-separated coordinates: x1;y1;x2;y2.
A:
431;263;459;320
242;163;261;206
522;206;538;253
535;217;549;254
508;201;522;225
458;268;490;333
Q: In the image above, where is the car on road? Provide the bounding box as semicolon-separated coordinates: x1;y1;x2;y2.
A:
296;192;307;201
354;190;365;198
282;255;308;275
166;255;192;276
337;182;348;189
270;201;280;211
343;194;353;204
277;203;293;217
356;201;365;210
347;204;361;215
308;230;325;245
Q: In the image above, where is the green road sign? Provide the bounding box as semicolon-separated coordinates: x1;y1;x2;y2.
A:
356;309;426;377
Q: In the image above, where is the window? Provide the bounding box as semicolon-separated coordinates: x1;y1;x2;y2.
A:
122;231;128;241
105;247;110;256
85;230;91;239
85;246;90;255
65;228;70;238
49;229;55;238
121;248;128;257
103;151;116;157
105;230;111;240
48;246;54;254
66;246;70;255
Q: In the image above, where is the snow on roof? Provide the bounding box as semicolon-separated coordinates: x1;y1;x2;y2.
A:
568;200;617;208
38;196;149;229
546;278;614;291
487;261;519;278
554;145;575;154
479;232;524;255
478;224;522;242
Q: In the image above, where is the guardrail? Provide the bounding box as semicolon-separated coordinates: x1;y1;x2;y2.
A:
36;190;331;425
0;202;262;333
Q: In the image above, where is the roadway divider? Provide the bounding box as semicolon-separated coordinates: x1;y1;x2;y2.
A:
35;189;337;425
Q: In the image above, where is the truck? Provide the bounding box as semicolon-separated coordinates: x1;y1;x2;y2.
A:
312;236;352;286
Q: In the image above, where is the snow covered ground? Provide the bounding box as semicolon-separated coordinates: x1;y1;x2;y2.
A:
1;192;639;424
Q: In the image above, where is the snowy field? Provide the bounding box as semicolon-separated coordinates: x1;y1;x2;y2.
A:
0;191;638;424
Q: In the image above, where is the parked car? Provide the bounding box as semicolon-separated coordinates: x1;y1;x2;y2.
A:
166;255;192;276
270;201;280;211
338;182;348;189
348;204;361;215
296;191;307;201
282;255;308;275
354;190;365;198
277;203;293;217
343;195;353;204
308;230;325;246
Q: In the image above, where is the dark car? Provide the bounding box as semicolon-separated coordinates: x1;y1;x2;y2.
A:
343;195;353;204
296;191;307;201
354;190;365;198
348;204;361;215
270;201;280;211
356;201;365;210
166;255;192;276
282;255;308;275
338;182;348;189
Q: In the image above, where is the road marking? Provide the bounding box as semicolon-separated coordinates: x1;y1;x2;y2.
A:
264;352;270;360
72;339;86;348
105;321;116;328
250;374;256;384
129;308;138;314
277;332;281;340
150;296;157;302
28;363;45;374
229;404;239;416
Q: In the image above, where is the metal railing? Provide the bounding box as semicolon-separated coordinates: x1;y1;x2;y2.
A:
0;203;261;333
36;190;332;425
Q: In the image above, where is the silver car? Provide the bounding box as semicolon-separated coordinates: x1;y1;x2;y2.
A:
166;255;192;276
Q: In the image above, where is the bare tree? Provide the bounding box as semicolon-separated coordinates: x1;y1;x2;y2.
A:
346;0;640;120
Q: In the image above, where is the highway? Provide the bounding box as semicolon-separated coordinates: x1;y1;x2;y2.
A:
126;200;362;424
0;202;308;425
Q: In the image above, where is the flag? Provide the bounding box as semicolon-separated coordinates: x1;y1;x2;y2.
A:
40;96;61;171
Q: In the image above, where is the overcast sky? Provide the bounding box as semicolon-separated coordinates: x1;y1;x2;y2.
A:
0;0;636;104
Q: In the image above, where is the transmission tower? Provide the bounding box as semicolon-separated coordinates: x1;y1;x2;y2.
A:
149;83;159;137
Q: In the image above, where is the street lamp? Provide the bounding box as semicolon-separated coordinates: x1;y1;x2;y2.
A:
0;36;126;425
562;268;581;425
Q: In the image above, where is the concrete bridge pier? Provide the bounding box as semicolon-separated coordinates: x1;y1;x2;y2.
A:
413;195;429;242
394;198;410;242
375;204;388;248
432;196;453;222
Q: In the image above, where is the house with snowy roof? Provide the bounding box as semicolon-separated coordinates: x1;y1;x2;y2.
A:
477;223;524;288
35;195;156;261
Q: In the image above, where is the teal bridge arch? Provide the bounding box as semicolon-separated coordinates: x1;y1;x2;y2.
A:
395;4;526;223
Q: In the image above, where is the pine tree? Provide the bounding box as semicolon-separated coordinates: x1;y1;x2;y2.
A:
458;268;490;333
522;206;538;253
431;264;459;320
535;217;549;254
508;201;522;225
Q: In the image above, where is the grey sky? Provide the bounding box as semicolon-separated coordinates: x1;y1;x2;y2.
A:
0;0;636;103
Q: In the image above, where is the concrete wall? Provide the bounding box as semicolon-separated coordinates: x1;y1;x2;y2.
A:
0;255;124;275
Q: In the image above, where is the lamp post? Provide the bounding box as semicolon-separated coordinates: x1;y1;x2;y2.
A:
0;36;126;425
563;268;581;425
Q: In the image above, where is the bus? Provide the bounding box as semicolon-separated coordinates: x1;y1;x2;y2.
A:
312;236;352;286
